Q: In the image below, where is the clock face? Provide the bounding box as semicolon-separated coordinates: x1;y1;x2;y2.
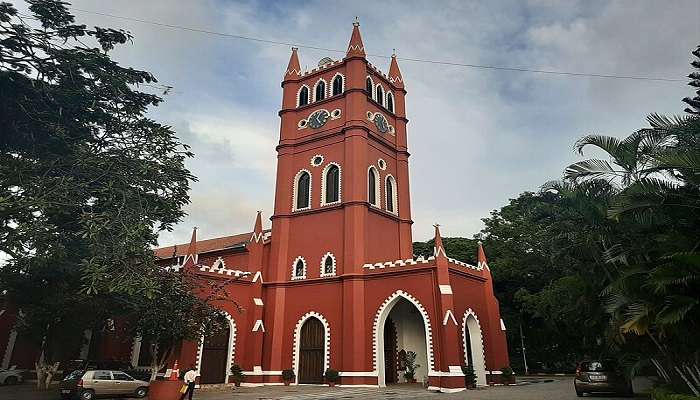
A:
307;109;330;129
374;113;389;133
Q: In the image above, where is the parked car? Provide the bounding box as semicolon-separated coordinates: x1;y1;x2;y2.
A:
0;368;23;385
61;360;150;381
574;359;633;397
59;370;148;400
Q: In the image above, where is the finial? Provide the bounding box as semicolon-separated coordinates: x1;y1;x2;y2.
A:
478;240;483;245
433;223;441;228
292;47;298;51
353;16;360;27
392;48;396;57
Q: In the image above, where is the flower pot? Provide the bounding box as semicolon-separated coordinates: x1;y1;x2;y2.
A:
234;381;241;387
328;382;336;387
284;381;291;386
148;380;183;400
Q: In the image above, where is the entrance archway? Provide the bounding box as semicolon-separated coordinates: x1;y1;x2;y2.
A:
298;317;325;383
462;309;487;386
197;314;235;385
374;291;433;387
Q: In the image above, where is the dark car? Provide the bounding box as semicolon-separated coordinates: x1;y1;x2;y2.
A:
574;359;633;397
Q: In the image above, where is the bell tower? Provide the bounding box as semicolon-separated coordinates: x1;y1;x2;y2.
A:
268;22;413;282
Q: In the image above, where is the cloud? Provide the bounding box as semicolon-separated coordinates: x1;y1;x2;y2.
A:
63;0;698;245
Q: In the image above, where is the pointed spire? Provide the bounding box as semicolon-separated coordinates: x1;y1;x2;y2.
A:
183;227;198;268
346;19;366;58
433;224;447;259
250;211;264;243
284;47;302;79
388;53;404;88
477;240;490;271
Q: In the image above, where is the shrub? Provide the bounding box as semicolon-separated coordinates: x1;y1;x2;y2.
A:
500;366;514;378
229;364;244;383
282;369;295;381
462;365;477;387
651;387;700;400
325;368;339;383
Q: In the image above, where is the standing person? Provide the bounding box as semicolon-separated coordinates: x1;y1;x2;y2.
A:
181;366;197;400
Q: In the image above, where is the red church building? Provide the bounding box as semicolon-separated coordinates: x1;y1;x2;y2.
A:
0;22;509;392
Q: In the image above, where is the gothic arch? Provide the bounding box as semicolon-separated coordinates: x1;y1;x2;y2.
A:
292;311;331;384
292;169;312;211
313;78;327;102
196;310;236;384
386;92;395;113
320;252;336;277
372;290;434;387
367;165;380;207
366;76;374;98
375;84;385;106
320;162;342;206
291;256;307;280
331;73;345;96
385;174;398;214
462;309;487;386
297;85;310;107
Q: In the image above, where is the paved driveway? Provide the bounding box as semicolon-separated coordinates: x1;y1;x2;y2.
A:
0;378;647;399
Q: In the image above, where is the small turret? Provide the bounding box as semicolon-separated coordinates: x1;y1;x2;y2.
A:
346;20;366;58
388;53;404;89
284;47;302;80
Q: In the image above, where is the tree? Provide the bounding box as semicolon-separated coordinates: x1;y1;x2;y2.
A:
0;0;204;387
683;45;700;115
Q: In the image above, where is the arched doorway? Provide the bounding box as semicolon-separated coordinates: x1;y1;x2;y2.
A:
298;317;325;383
199;321;234;384
375;292;431;387
462;310;487;386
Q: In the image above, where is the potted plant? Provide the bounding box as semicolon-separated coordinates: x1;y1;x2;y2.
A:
324;368;339;387
500;366;515;384
403;351;420;383
282;369;295;386
230;364;244;387
462;364;477;389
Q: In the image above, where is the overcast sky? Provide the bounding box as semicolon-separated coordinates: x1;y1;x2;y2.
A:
56;0;699;244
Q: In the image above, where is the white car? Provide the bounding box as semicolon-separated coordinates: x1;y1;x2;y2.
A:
0;368;23;385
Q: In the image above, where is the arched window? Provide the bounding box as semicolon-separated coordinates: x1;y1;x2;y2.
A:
332;75;343;96
298;86;309;107
387;92;394;113
294;171;311;210
320;252;336;277
366;77;373;97
292;256;307;280
376;85;384;106
322;164;340;205
368;166;379;206
315;80;326;102
386;175;397;213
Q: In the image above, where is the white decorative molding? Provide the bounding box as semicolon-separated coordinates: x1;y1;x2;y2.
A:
365;76;375;98
330;73;345;96
252;271;263;283
296;84;310;108
443;310;458;326
375;83;385;105
196;311;236;384
292;169;312;212
372;290;435;387
1;329;17;369
291;256;307;280
377;158;387;171
252;319;265;332
320;162;342;206
330;108;342;120
462;309;488;386
478;260;490;270
338;371;378;377
312;78;328;102
427;386;466;393
386;91;395;113
198;264;250;278
439;285;453;295
500;318;506;331
129;336;141;367
384;174;398;215
250;231;264;243
292;312;331;384
211;257;226;271
434;245;446;258
320;252;337;277
367;165;381;208
254;298;264;306
448;257;482;271
361;256;431;270
310;154;324;167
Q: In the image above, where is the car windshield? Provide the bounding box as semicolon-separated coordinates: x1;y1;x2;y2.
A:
63;370;84;381
581;360;617;372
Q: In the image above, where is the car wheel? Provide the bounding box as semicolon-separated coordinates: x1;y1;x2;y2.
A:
5;376;18;385
79;389;95;400
576;389;584;397
135;387;148;398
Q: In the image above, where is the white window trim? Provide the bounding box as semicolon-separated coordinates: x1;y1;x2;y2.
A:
297;85;310;108
320;162;342;206
320;252;337;277
386;91;395;113
385;174;398;215
366;76;375;98
291;256;307;280
310;154;324;167
462;309;488;386
331;73;345;96
367;165;381;208
375;83;385;105
313;78;328;102
292;169;312;212
195;311;236;384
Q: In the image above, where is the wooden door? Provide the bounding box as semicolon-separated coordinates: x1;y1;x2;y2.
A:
199;325;230;384
298;318;324;383
384;318;397;384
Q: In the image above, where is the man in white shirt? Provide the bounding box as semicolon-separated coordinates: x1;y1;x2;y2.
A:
181;367;197;400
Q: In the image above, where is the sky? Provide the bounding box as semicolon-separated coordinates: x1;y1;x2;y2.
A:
48;0;700;244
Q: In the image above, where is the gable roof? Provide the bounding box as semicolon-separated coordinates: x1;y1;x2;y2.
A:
154;230;270;259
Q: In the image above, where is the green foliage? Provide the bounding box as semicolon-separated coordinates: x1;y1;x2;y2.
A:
500;366;513;378
403;350;420;380
461;364;477;387
282;369;295;381
652;386;700;400
229;364;244;383
324;368;339;382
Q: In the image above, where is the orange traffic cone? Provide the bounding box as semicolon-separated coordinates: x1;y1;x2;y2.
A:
169;360;179;381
